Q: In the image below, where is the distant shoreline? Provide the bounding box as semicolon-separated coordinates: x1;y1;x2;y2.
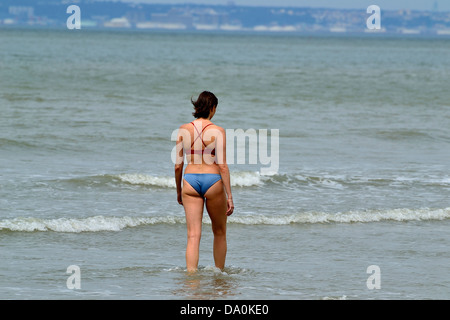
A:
1;1;450;36
2;24;450;39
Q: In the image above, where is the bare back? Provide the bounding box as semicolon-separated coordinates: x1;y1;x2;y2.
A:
177;119;225;175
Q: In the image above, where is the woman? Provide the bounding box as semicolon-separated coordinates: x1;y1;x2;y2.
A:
174;91;234;273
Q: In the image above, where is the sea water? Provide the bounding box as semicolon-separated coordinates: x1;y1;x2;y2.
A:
1;28;449;299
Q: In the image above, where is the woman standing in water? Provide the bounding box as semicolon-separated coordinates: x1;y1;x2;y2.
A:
174;91;234;272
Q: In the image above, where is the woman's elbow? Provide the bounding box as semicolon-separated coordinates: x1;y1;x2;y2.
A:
174;163;184;173
218;163;229;173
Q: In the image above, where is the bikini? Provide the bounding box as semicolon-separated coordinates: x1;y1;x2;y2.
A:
184;121;221;198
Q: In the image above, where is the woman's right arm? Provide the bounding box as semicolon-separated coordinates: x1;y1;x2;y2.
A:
219;164;234;216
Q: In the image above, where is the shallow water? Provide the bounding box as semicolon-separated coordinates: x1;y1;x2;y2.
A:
1;28;449;299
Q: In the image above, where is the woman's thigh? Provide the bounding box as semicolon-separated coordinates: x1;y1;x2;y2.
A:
204;180;227;231
182;179;204;236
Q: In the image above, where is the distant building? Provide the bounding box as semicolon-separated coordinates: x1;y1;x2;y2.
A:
149;8;193;29
104;17;131;28
1;2;450;35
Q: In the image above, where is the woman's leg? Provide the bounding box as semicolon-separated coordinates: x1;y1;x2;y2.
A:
205;180;228;270
182;179;204;272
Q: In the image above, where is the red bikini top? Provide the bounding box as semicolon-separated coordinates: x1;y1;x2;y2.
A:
190;122;216;156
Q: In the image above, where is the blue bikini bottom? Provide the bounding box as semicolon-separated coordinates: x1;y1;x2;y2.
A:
184;174;222;198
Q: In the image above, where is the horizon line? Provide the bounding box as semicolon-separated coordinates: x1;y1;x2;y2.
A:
90;0;450;13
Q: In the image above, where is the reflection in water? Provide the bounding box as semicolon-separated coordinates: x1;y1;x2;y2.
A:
173;266;240;299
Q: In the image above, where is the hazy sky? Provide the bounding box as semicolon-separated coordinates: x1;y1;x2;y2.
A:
117;0;449;11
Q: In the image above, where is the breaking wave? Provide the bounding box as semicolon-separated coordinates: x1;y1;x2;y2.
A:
60;171;450;190
1;208;448;233
117;171;263;188
61;171;263;188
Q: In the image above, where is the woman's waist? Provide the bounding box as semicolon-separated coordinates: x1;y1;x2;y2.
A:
185;163;220;174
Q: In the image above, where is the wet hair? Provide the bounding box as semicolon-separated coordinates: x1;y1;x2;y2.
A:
191;91;218;119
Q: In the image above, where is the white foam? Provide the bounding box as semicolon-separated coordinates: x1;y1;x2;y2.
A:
117;173;176;188
322;295;348;300
228;208;450;225
105;172;450;190
230;171;262;187
115;171;262;188
1;208;448;233
0;216;184;233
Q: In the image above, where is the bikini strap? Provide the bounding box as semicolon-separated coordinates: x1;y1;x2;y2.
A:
191;122;213;147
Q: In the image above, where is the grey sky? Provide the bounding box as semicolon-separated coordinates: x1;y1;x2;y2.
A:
118;0;448;11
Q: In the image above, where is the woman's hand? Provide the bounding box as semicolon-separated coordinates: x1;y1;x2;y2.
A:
226;198;234;216
177;192;183;205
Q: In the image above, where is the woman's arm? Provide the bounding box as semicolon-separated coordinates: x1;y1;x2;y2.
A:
175;163;183;205
219;164;234;216
216;127;234;216
175;126;185;205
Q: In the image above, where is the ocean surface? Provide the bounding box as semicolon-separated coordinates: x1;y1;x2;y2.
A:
1;28;449;300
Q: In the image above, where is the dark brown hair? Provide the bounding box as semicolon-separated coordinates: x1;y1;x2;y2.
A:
191;91;218;119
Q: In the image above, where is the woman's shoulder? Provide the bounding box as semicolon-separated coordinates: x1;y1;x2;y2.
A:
179;122;192;130
210;122;224;131
179;121;224;133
